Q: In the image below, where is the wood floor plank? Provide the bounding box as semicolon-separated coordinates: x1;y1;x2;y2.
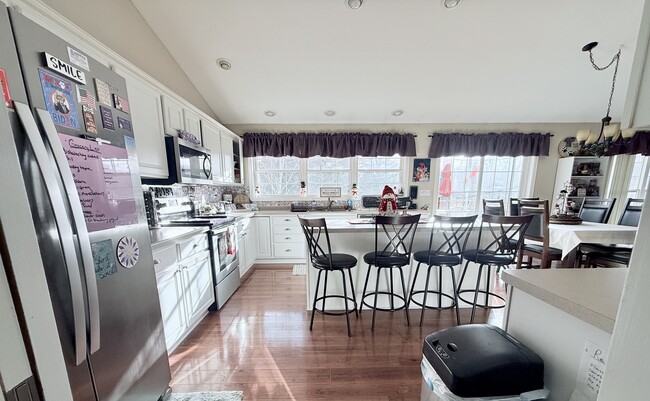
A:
169;265;503;400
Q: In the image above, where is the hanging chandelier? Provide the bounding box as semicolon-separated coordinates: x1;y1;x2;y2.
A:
577;42;622;157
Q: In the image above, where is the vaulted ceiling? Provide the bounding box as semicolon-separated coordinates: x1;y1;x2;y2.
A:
131;0;645;125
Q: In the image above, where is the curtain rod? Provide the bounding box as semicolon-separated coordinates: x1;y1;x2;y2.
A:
427;134;554;137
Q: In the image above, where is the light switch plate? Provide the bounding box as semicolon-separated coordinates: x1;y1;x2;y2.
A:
420;190;432;197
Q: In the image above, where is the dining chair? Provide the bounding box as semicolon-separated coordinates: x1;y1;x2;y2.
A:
516;200;563;269
482;199;505;216
509;197;540;216
359;214;420;331
299;217;358;336
578;198;616;223
576;198;643;268
407;214;477;326
458;214;533;324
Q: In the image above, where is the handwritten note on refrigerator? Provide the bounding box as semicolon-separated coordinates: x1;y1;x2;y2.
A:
59;133;137;232
570;340;608;401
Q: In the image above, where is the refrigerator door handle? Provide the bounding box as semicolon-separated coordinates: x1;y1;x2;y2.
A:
14;102;88;365
36;108;101;355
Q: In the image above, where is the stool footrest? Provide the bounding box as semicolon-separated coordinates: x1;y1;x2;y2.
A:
409;290;457;310
314;294;357;316
458;289;506;309
361;291;407;312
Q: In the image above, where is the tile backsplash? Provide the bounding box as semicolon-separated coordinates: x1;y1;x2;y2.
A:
143;184;249;203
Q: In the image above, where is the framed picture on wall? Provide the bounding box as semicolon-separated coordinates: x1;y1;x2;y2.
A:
412;158;431;182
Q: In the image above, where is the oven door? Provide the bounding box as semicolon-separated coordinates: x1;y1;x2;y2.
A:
212;225;238;283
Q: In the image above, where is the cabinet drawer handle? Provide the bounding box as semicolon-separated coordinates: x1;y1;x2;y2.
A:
284;228;292;231
153;259;161;265
285;249;291;252
285;237;291;240
284;218;291;222
193;243;199;248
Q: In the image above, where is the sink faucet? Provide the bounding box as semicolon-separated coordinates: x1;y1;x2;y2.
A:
327;198;335;211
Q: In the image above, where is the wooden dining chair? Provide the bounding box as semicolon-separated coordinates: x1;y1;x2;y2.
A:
578;198;616;223
516;200;563;269
482;199;505;216
509;197;540;216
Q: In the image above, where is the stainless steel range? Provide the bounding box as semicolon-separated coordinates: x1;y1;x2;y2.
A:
156;196;240;309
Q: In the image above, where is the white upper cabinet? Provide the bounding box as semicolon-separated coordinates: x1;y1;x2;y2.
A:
220;133;234;183
201;120;223;182
120;69;168;178
161;94;185;135
183;108;202;140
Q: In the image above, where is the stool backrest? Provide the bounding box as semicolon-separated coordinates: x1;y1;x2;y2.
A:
579;198;616;223
299;217;333;269
476;214;534;260
482;199;505;216
374;214;420;258
618;198;644;227
427;214;478;257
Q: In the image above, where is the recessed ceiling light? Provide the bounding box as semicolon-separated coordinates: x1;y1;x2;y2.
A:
348;0;363;9
442;0;461;9
264;110;276;117
324;110;336;117
216;58;232;70
392;110;404;117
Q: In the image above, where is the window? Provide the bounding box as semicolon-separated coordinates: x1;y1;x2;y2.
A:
626;154;650;200
251;155;402;198
436;155;531;213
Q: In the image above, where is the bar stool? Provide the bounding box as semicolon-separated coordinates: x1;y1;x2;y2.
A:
458;214;533;323
299;217;358;337
359;214;420;331
407;214;477;326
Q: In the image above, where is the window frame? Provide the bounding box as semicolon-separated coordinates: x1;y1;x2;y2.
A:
247;155;409;201
431;155;538;214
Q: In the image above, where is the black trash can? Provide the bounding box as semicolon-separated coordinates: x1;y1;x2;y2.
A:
420;324;548;401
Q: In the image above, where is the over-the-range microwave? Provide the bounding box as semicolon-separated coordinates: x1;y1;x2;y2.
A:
143;136;213;185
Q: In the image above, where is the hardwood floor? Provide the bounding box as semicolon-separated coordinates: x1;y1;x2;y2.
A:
169;265;504;400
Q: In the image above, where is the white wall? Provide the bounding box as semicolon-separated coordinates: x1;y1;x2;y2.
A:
39;0;216;118
228;122;601;203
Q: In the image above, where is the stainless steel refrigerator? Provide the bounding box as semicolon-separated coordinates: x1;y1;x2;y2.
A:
0;6;171;401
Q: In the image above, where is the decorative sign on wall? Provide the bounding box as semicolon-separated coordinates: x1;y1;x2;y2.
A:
99;105;114;130
67;46;90;71
320;187;342;198
94;78;111;106
116;236;139;268
44;52;86;84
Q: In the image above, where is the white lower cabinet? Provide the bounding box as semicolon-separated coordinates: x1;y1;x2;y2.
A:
254;216;272;259
255;215;305;262
153;232;213;353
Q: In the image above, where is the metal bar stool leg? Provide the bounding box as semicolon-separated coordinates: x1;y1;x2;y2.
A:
398;266;410;327
389;268;395;311
420;265;432;327
407;262;422;310
457;259;471;292
485;265;492;307
470;264;484;324
371;266;382;332
438;267;443;308
341;270;351;337
449;266;461;325
322;270;330;313
348;268;359;317
359;264;372;314
310;269;323;331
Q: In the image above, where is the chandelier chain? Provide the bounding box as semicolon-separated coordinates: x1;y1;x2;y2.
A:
588;48;621;118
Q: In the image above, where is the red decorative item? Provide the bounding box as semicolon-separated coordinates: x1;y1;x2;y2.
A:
378;185;398;214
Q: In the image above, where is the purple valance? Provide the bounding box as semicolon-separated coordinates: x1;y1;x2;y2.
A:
605;131;650;156
428;132;551;158
242;132;416;158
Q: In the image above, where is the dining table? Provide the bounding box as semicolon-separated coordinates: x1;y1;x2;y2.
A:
548;222;638;266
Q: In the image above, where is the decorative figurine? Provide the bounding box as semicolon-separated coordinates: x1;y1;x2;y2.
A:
378;185;398;215
550;182;583;224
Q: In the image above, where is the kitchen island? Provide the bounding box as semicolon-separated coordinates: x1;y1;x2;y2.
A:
501;268;626;401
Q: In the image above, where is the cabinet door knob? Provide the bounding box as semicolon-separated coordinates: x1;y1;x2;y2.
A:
284;218;291;222
284;228;291;231
193;243;199;248
153;259;161;265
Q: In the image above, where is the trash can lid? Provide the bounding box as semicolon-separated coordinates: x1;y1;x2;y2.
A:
423;324;544;398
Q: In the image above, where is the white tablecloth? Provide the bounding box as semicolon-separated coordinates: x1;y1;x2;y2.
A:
549;222;637;259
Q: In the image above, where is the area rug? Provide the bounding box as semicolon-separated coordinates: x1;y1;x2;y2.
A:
170;391;243;401
292;264;306;275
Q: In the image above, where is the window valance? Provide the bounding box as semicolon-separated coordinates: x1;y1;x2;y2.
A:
242;132;416;158
605;131;650;156
428;132;551;158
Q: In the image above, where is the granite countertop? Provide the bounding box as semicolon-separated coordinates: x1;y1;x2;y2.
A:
149;226;210;249
501;269;628;333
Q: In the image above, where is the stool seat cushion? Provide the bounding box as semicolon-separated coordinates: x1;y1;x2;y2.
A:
413;250;461;266
363;251;410;267
312;253;357;270
462;249;515;266
522;244;562;257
